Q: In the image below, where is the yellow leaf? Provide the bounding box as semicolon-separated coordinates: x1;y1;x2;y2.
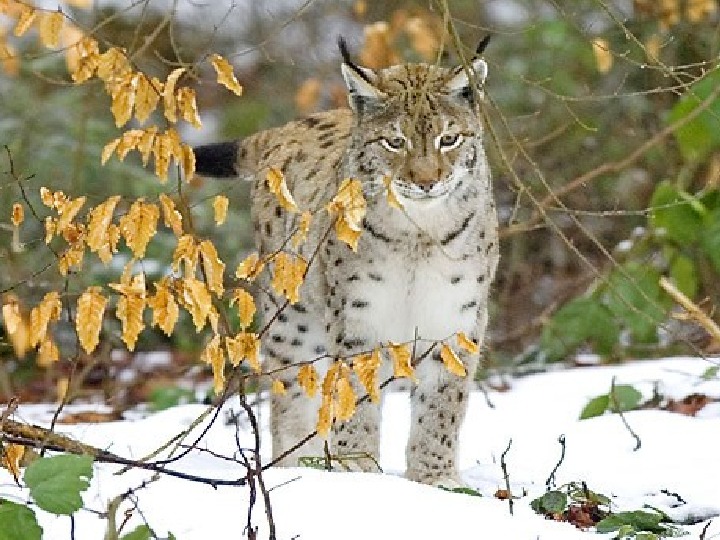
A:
162;67;185;123
181;143;196;180
0;41;19;77
44;216;56;244
110;72;138;128
58;243;85;275
111;272;146;351
383;175;403;209
353;348;381;403
97;47;130;84
115;129;143;161
69;36;99;83
225;332;260;372
39;186;55;208
134;74;161;124
270;252;307;304
147;277;179;336
118;199;159;258
235;252;265;281
271;379;287;395
292;211;312;248
2;297;29;358
316;393;334;438
11;202;23;227
298;364;319;397
37;336;59;367
39;10;63;48
457;332;479;355
322;360;342;396
86;195;120;258
137;126;157;165
56;196;86;234
326;178;366;251
98;223;120;264
1;443;25;480
159;193;183;237
177;86;202;128
335;375;356;421
199;239;225;297
153;131;181;182
591;38;612;74
13;5;37;37
388;342;416;381
172;234;198;277
230;288;255;329
76;286;106;354
56;376;69;402
101;137;120;165
201;335;225;394
178;277;212;331
266;167;298;213
440;343;467;377
213;195;229;226
210;54;243;96
29;292;61;348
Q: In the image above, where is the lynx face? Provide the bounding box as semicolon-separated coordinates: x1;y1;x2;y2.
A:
341;59;488;204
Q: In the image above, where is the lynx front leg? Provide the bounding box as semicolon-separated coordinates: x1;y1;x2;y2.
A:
405;347;479;487
263;298;327;467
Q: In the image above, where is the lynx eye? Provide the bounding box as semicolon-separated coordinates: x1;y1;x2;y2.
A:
380;136;407;152
436;133;463;152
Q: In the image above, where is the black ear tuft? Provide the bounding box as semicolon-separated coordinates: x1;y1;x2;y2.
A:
338;36;353;66
476;35;491;56
338;36;373;85
193;142;238;178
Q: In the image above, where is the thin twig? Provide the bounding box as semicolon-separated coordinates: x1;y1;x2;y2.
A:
609;377;642;451
545;434;566;489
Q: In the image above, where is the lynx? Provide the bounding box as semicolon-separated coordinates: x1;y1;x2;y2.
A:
194;38;499;486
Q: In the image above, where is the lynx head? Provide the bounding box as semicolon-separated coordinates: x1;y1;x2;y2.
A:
339;37;490;203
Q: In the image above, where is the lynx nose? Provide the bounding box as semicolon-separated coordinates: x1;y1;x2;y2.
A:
418;181;438;193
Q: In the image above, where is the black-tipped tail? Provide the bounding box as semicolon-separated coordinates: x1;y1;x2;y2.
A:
193;142;239;178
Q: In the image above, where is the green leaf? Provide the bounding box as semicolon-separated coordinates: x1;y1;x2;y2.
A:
702;366;719;380
121;525;152;540
667;69;720;161
669;254;698;299
700;208;720;274
596;510;666;534
605;264;666;344
531;490;568;514
541;297;619;361
0;499;42;540
649;181;703;245
610;384;643;412
149;386;196;411
580;394;610;419
24;454;93;515
439;486;482;497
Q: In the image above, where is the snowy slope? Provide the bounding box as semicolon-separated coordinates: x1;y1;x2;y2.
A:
2;357;719;539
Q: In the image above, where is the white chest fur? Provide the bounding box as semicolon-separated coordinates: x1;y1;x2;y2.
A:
345;253;480;345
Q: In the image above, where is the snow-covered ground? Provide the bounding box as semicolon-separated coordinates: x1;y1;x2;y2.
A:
2;357;720;539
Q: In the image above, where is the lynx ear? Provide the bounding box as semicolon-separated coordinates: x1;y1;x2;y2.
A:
447;36;490;105
338;37;385;114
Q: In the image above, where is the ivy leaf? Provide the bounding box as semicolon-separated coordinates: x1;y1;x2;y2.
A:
649;181;703;245
120;525;152;540
667;69;720;161
540;297;619;361
605;264;666;344
610;384;643;412
530;490;568;514
669;254;698;299
24;455;93;515
0;499;42;540
580;394;610;419
596;510;665;534
700;208;720;274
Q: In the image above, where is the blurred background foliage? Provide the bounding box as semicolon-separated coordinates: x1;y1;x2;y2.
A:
1;0;719;404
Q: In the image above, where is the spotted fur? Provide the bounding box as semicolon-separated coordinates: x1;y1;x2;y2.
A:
195;45;499;486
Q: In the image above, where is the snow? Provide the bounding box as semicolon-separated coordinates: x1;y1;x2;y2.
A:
2;357;720;539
